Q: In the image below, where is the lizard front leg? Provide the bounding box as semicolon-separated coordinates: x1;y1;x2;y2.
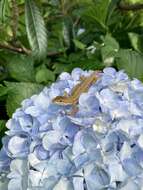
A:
67;104;79;116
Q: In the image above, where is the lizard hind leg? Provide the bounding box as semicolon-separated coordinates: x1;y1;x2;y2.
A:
80;75;86;81
92;72;101;83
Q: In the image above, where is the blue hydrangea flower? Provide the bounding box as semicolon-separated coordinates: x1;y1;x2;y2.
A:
1;67;143;189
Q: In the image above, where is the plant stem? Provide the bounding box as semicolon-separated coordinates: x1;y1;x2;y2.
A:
118;2;143;11
11;0;19;41
0;43;30;54
0;43;63;57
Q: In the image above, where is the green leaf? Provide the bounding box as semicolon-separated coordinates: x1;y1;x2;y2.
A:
101;34;119;65
67;59;104;71
0;120;6;133
0;0;8;23
36;67;55;83
106;0;121;26
0;84;8;97
25;0;48;59
62;16;75;51
85;0;110;30
0;120;6;148
6;55;35;82
53;63;69;74
73;39;86;50
128;32;143;53
5;82;43;117
53;58;103;74
116;49;143;81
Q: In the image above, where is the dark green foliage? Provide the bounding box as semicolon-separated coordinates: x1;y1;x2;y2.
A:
0;120;6;148
0;0;143;143
6;55;35;82
116;49;143;81
25;0;48;59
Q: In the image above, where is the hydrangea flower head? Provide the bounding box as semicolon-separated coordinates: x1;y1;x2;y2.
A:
1;67;143;190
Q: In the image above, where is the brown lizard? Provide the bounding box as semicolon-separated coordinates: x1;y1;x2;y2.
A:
52;70;101;114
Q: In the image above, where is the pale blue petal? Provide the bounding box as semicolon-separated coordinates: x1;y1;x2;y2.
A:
103;67;116;76
25;106;43;117
8;178;23;190
42;131;61;150
137;134;143;149
0;178;8;190
10;159;28;175
49;88;61;99
35;145;49;160
73;177;84;190
84;164;110;190
8;135;30;157
21;98;33;109
120;180;140;190
59;72;71;80
53;177;74;190
29;170;43;187
73;170;84;190
6;119;21;134
122;159;142;176
120;142;132;161
42;176;59;190
74;153;89;169
8;159;28;190
73;131;85;156
71;68;85;80
0;148;11;171
131;78;143;91
34;92;51;110
108;161;128;182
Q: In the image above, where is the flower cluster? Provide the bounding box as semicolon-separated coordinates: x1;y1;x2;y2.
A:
0;67;143;190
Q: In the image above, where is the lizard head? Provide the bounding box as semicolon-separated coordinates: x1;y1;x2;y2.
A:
52;96;72;105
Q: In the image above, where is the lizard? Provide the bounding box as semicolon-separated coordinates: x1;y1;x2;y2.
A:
52;70;101;115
